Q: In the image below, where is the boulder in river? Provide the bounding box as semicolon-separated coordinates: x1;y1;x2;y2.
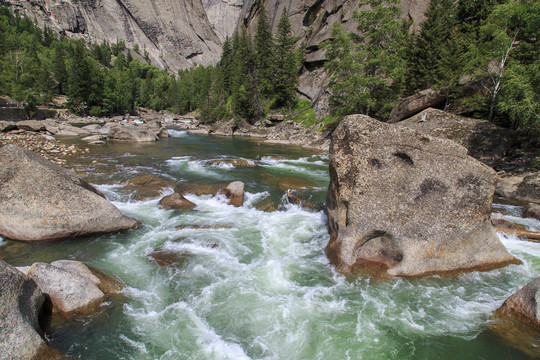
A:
0;260;61;359
491;277;540;358
326;115;519;278
0;145;140;241
23;260;123;316
159;193;197;210
125;174;174;200
107;125;159;142
225;181;244;207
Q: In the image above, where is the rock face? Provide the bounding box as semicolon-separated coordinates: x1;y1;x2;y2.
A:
24;260;123;316
0;260;49;360
9;0;222;71
202;0;243;41
326;115;518;278
388;89;446;123
397;108;514;168
238;0;430;102
0;145;139;241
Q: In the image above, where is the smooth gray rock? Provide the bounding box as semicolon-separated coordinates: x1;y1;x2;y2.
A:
0;145;140;241
0;260;48;359
17;120;45;132
0;120;16;132
326;115;518;278
107;125;158;142
27;262;105;316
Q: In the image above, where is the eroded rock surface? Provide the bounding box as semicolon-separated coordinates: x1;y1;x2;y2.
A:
326;115;518;278
0;260;51;360
0;145;139;241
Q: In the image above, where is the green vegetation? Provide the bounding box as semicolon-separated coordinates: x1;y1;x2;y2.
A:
0;7;193;116
324;0;539;132
199;8;301;123
1;1;537;134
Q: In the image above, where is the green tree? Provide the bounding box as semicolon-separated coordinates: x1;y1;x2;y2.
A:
254;4;275;98
473;0;540;128
325;0;409;118
273;7;298;110
405;0;458;94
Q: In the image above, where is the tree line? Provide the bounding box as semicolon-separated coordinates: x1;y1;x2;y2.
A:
0;5;301;123
1;1;538;132
324;0;539;131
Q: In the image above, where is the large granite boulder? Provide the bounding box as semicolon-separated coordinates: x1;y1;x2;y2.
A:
326;115;518;278
23;260;123;317
0;260;56;359
397;108;513;168
388;89;446;123
17;120;46;132
107;125;159;142
491;277;540;358
0;120;16;132
0;145;139;241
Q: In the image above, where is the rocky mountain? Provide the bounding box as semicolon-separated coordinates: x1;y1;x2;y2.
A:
7;0;222;70
6;0;429;100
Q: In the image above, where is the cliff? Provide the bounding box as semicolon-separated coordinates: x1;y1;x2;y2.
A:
6;0;222;70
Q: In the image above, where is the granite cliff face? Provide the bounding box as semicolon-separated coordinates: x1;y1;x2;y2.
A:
7;0;222;70
6;0;429;95
237;0;430;107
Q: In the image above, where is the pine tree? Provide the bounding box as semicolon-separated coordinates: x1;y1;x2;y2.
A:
273;7;298;110
254;4;275;98
405;0;457;94
325;0;408;118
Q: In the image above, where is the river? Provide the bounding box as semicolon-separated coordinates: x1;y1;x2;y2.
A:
1;130;539;359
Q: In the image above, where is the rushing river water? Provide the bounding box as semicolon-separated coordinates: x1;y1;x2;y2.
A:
1;130;539;359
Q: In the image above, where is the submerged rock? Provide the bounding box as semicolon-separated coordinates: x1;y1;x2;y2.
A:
277;177;317;191
491;277;540;358
205;159;258;167
125;174;174;200
326;115;519;278
0;260;55;360
176;181;245;207
0;145;140;241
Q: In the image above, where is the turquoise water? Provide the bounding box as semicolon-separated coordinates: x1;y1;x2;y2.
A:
1;131;539;359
